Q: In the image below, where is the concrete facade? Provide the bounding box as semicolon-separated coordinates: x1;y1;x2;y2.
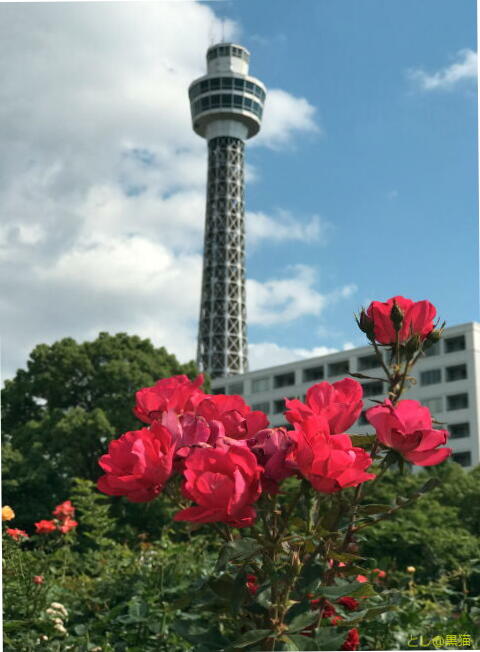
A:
211;322;480;468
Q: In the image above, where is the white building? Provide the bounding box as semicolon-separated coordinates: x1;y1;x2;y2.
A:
211;322;480;468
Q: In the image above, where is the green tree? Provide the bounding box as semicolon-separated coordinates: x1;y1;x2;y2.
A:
2;332;203;532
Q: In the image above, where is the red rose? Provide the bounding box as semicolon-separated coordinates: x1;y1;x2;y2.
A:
291;416;375;493
6;527;29;541
53;500;75;520
366;295;436;345
250;427;295;493
195;394;268;439
342;628;360;651
356;574;368;583
246;574;259;596
174;445;262;528
373;568;387;580
161;411;212;458
35;520;57;534
97;422;174;502
134;374;205;424
58;517;78;534
366;399;451;466
337;596;359;611
285;379;363;434
33;575;44;584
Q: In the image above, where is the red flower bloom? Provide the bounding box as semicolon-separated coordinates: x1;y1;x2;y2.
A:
161;411;212;458
35;520;57;534
246;574;259;596
174;445;262;528
366;295;436;345
97;422;174;502
250;427;295;493
342;628;360;651
6;527;29;541
285;379;363;435
58;517;78;534
33;575;44;584
337;596;359;611
291;416;375;493
195;394;268;439
53;500;75;520
134;374;205;424
373;568;387;580
366;399;451;466
356;574;368;583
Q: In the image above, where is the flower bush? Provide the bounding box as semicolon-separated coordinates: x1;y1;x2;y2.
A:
94;295;455;650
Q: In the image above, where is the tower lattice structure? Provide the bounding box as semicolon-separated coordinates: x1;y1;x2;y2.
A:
189;43;266;378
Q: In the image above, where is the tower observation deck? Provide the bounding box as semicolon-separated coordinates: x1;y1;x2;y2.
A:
189;43;266;378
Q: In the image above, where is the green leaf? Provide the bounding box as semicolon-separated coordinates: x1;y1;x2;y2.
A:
287;610;318;633
349;434;377;447
315;628;348;650
281;634;315;650
215;538;262;571
232;629;273;648
349;582;377;598
329;551;365;563
318;581;364;600
359;503;392;515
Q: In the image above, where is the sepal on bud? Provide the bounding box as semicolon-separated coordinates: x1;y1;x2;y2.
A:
390;301;404;333
355;309;375;342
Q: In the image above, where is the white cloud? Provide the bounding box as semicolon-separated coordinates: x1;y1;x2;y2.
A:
254;89;320;149
408;48;477;91
247;265;357;326
0;2;322;380
248;341;338;370
247;210;331;246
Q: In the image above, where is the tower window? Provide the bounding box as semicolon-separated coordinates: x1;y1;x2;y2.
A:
221;78;233;89
234;78;244;90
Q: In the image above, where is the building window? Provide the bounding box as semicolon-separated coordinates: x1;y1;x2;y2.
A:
251;377;269;393
446;364;467;382
449;422;470;439
451;451;471;467
228;381;243;395
362;381;384;397
424;341;441;357
273;372;295;389
328;360;350;377
420;369;442;386
447;393;469;411
444;335;466;353
252;401;270;413
212;386;225;395
303;366;324;382
422;397;443;414
273;398;287;414
357;354;380;371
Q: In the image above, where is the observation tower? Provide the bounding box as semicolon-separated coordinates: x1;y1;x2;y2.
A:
189;43;266;378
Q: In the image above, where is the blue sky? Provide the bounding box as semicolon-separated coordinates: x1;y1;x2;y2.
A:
220;0;478;354
0;1;477;379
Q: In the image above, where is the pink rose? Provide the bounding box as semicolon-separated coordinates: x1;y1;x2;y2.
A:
250;427;296;493
366;399;451;466
195;394;269;439
35;520;57;534
285;379;363;434
174;445;262;527
133;374;205;424
161;411;212;457
53;500;75;520
291;416;375;493
58;517;78;534
6;527;29;541
366;296;436;345
97;422;174;502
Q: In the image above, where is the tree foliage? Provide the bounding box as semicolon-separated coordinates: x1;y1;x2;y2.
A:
2;332;202;530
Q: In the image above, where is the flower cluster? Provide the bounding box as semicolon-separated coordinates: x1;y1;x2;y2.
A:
35;500;78;535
